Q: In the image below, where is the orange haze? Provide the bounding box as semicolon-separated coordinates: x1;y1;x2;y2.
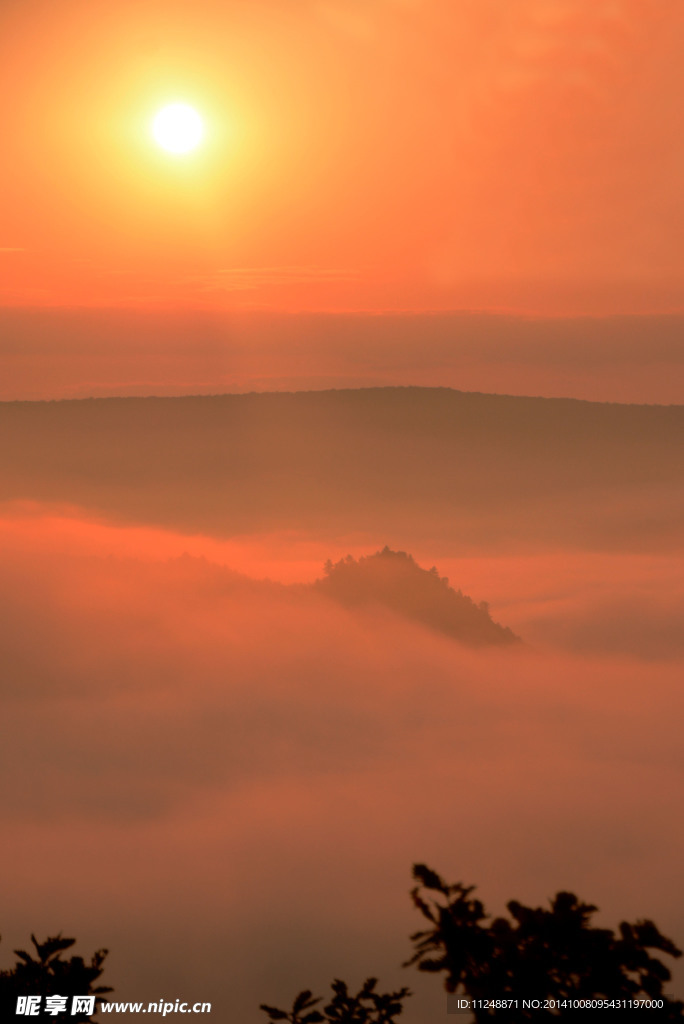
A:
0;507;682;1020
2;0;684;313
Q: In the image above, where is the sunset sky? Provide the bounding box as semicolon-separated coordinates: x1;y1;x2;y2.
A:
2;4;684;1019
2;0;684;314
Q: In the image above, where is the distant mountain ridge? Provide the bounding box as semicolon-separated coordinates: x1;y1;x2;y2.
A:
1;387;681;551
314;547;519;646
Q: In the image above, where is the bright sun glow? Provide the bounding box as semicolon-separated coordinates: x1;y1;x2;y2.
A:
152;103;204;154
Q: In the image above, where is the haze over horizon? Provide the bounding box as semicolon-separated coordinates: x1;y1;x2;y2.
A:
2;308;683;405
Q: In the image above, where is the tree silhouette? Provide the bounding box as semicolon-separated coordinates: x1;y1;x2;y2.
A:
260;865;683;1022
260;978;411;1024
407;864;684;1020
0;934;111;1020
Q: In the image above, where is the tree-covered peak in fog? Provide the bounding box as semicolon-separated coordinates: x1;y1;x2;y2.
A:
315;548;519;646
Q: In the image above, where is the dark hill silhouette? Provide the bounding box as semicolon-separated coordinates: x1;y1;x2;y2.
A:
148;549;518;646
313;548;519;646
0;388;682;549
16;548;517;649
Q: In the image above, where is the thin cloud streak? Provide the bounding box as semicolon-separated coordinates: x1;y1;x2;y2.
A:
201;266;363;292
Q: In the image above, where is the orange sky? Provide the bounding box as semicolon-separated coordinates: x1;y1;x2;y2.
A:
2;0;684;313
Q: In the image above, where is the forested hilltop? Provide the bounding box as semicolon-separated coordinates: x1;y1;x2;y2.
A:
315;548;518;646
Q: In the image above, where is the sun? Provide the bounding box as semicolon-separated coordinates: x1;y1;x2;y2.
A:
152;103;204;154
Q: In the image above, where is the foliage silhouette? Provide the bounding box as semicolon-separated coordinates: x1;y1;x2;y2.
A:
260;977;411;1024
261;865;683;1022
0;933;111;1020
407;864;684;1020
316;548;519;646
